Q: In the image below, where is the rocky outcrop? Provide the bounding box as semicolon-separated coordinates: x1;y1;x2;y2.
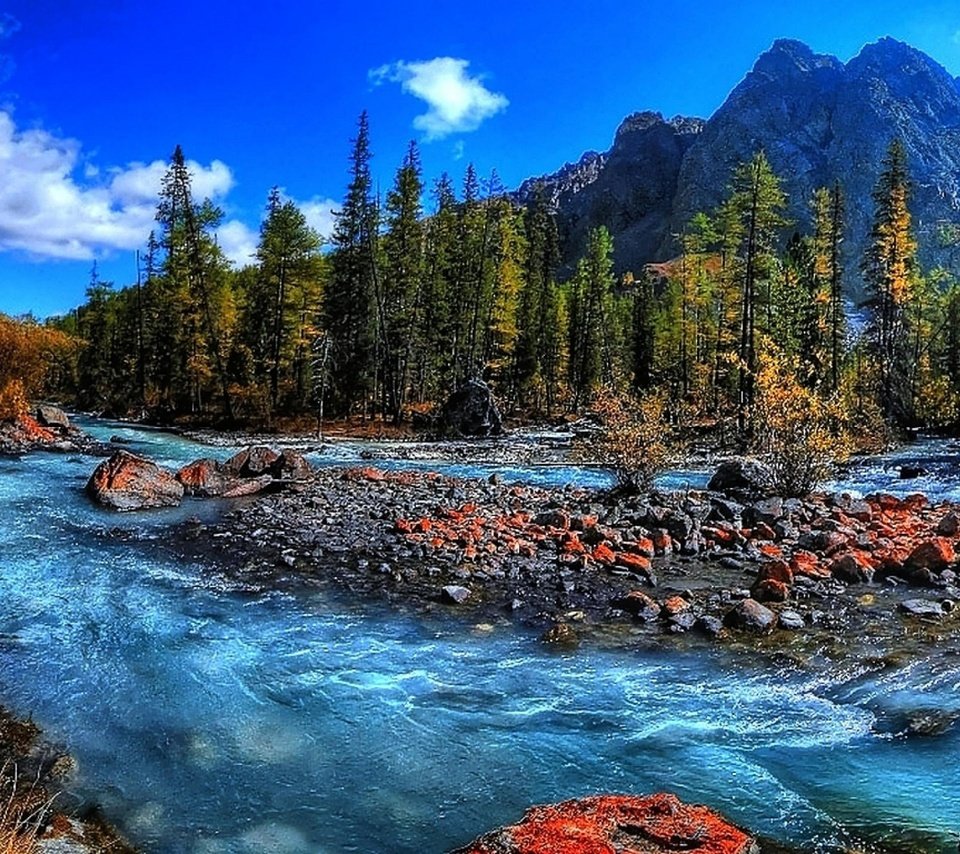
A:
517;112;704;276
440;380;504;438
708;459;774;500
176;447;314;500
86;451;184;510
452;793;757;854
522;38;960;296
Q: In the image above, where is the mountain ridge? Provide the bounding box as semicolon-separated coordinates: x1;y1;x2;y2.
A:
519;37;960;294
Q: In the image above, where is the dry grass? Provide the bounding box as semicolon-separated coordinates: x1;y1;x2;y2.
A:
0;762;54;854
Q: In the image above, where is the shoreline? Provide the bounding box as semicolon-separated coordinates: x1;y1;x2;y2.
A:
0;705;135;853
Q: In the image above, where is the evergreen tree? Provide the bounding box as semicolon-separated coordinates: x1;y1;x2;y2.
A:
862;139;917;420
324;111;380;416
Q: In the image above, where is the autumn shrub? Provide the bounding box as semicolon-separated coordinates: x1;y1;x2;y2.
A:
581;386;675;493
0;763;48;854
752;351;849;497
0;315;74;421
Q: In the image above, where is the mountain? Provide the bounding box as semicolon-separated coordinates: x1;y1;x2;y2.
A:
520;38;960;296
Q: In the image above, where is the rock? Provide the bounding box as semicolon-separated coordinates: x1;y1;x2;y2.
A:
707;459;773;498
829;552;875;584
441;585;472;605
751;579;789;602
35;404;70;431
903;710;959;737
661;595;690;618
904;538;956;575
86;451;184;511
743;497;784;528
534;509;570;530
221;474;275;498
779;610;805;630
439;379;504;438
224;445;281;477
695;615;726;638
723;598;776;634
176;458;233;497
611;590;661;621
452;792;757;854
899;598;945;618
899;464;928;479
270;450;313;481
937;512;960;536
540;623;579;647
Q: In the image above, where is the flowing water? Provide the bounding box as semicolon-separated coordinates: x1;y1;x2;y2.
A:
0;425;959;853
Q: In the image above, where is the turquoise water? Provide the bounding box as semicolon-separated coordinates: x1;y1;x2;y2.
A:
0;426;958;852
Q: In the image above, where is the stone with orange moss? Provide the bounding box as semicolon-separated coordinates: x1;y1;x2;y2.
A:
86;450;184;511
452;793;757;854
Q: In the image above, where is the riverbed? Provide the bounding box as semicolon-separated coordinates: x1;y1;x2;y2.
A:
0;422;958;852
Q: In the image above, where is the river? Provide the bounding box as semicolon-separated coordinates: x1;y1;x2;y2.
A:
0;423;958;852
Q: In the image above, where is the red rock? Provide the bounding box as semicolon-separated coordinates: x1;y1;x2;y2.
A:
455;793;756;854
752;521;777;541
757;560;793;585
703;525;736;546
904;538;956;574
651;530;672;555
661;596;689;617
751;578;789;602
592;543;616;565
395;518;413;534
176;458;233;497
829;551;875;583
633;536;655;557
612;591;661;620
615;552;652;574
86;451;184;511
790;551;829;579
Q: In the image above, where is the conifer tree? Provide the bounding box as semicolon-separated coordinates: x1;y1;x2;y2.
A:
324;111;380;416
863;139;917;420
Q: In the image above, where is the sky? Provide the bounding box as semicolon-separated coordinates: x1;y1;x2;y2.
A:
2;0;960;318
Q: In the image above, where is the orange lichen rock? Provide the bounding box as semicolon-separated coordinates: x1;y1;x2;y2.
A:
455;793;756;854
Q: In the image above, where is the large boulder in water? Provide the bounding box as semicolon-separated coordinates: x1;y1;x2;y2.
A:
176;458;234;497
86;450;184;510
708;458;773;499
439;380;503;438
35;404;71;432
452;792;757;854
224;445;280;477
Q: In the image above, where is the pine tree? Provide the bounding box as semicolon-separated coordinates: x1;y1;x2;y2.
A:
382;141;425;421
862;139;917;420
254;188;323;416
324;111;380;417
729;151;789;433
569;226;617;409
813;182;846;391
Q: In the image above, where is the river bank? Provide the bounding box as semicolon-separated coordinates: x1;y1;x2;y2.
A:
3;416;960;851
0;705;134;853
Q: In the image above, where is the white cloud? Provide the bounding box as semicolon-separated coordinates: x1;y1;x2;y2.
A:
216;219;258;268
370;57;508;141
452;140;465;161
0;109;235;261
298;197;339;241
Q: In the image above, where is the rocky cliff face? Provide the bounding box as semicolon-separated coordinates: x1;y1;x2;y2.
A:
522;38;960;295
517;111;704;276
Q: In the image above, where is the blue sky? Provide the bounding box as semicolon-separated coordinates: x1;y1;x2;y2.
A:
2;0;960;318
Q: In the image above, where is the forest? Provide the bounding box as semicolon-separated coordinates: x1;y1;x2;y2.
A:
5;116;960;464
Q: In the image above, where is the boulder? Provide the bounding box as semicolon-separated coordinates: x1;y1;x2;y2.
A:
611;590;661;621
270;450;313;481
439;379;503;438
221;474;275;498
723;598;776;634
899;599;945;618
441;585;472;605
904;539;956;576
35;404;70;432
452;793;757;854
176;458;233;497
86;451;184;511
707;459;773;499
224;445;280;477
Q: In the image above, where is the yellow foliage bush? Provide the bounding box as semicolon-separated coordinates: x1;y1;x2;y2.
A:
582;386;674;492
0;315;74;422
753;348;850;497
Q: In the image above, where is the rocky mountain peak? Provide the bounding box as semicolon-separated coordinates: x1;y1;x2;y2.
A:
522;37;960;294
